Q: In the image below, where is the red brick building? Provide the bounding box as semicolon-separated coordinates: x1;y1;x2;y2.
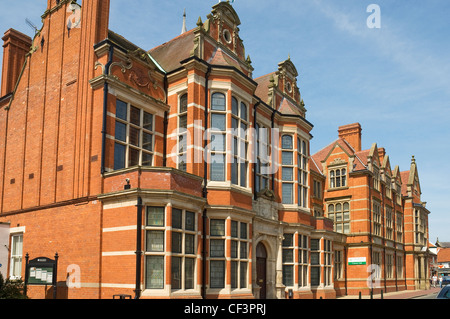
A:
311;123;431;296
0;0;431;299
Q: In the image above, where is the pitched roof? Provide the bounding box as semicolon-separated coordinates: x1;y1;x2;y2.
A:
254;72;275;104
400;171;410;196
309;157;324;176
311;138;370;173
149;29;196;73
208;47;244;72
438;248;450;263
278;97;301;115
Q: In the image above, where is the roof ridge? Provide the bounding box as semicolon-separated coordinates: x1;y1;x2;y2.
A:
340;138;356;153
311;139;339;158
254;72;276;82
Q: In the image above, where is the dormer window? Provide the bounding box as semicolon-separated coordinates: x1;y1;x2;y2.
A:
329;168;347;188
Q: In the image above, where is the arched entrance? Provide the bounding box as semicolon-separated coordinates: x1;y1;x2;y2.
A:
256;242;267;299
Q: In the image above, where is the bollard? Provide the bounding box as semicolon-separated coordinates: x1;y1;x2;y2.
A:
359;292;362;299
381;290;383;299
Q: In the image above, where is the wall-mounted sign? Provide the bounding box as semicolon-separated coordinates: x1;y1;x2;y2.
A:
25;256;57;286
348;257;367;265
24;253;59;299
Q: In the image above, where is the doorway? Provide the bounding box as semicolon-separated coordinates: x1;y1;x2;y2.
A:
256;243;267;299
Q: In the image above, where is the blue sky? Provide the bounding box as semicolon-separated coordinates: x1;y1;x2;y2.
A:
0;0;449;242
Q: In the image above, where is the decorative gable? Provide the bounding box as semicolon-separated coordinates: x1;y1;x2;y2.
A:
205;2;247;64
258;57;305;116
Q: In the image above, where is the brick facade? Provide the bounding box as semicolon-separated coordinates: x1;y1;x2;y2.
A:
0;1;431;299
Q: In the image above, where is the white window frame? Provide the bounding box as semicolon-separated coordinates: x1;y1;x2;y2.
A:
177;93;188;171
9;233;23;280
230;96;249;188
114;98;155;170
297;137;308;208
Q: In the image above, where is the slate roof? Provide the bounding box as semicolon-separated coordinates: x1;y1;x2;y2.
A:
148;29;196;73
254;73;275;104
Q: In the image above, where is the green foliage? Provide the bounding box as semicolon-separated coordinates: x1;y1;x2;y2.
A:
0;272;28;299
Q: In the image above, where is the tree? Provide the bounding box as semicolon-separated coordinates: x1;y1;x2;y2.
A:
0;272;28;299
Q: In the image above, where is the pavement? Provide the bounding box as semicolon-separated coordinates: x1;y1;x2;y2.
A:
337;286;442;299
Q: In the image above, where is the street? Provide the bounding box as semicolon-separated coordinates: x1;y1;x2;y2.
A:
411;291;439;299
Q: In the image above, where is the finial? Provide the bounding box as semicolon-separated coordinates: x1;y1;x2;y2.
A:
181;8;187;34
246;55;252;65
411;155;416;164
197;16;203;27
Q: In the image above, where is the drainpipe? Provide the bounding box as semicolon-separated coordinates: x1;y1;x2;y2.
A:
202;65;211;299
368;174;373;295
393;193;398;291
163;75;168;167
270;109;276;192
381;184;387;292
344;244;348;296
253;100;260;200
101;43;114;175
135;196;143;299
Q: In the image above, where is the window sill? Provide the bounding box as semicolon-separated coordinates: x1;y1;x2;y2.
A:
326;186;349;192
207;182;253;196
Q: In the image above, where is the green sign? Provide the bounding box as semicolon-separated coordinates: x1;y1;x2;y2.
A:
25;256;57;286
348;257;367;265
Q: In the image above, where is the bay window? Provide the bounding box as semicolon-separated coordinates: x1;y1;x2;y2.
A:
210;93;227;181
114;99;154;170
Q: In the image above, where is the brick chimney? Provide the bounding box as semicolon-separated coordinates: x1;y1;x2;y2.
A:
378;147;386;163
1;29;32;97
338;123;362;152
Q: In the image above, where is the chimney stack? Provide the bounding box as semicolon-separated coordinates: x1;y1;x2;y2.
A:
1;29;32;97
378;147;386;163
338;123;362;152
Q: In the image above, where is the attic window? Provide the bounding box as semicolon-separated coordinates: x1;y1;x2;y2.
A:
223;29;232;44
